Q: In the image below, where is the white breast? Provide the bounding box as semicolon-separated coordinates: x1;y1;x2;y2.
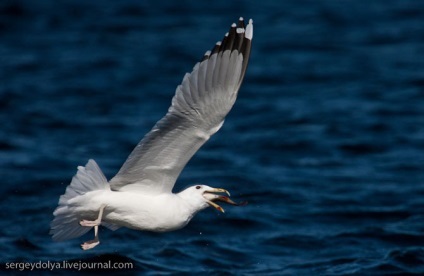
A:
98;191;193;232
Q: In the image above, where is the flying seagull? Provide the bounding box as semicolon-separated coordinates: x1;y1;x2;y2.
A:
50;17;253;250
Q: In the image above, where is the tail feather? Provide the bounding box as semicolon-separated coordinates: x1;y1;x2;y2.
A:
59;159;108;204
50;159;109;241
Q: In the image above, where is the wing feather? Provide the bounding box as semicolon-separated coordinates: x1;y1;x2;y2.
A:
109;19;253;194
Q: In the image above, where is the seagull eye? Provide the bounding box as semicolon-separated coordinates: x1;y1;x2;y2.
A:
196;185;201;190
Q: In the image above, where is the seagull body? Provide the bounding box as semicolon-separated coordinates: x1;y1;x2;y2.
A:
50;18;253;250
69;189;195;232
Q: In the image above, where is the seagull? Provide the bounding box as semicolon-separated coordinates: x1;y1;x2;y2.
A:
50;17;253;250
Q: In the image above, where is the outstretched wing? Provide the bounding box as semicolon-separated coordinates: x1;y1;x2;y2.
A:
109;18;253;194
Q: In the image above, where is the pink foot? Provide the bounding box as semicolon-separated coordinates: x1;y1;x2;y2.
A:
81;239;100;250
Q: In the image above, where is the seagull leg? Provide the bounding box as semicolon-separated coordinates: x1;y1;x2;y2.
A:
80;204;106;227
80;204;106;250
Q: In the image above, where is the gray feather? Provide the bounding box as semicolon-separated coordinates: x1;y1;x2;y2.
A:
109;19;253;194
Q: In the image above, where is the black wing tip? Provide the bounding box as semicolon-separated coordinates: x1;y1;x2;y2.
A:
201;50;211;62
199;18;253;62
237;17;245;29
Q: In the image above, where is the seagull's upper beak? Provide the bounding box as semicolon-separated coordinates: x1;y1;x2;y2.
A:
203;188;247;213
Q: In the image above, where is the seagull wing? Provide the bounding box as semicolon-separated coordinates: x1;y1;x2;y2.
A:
109;18;253;194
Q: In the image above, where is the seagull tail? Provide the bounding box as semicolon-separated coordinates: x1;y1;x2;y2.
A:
50;159;110;241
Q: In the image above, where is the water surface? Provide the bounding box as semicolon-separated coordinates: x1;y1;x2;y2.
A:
1;0;424;274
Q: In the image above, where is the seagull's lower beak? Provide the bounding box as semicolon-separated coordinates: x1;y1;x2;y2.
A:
203;188;230;213
203;188;247;213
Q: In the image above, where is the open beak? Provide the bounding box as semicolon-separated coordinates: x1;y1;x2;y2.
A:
203;188;247;213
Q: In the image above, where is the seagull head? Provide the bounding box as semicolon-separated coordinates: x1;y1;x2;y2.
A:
179;184;245;213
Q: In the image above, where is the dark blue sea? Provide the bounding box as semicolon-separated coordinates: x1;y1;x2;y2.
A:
1;0;424;274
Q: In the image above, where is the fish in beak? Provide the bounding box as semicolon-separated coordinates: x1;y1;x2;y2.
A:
203;188;247;213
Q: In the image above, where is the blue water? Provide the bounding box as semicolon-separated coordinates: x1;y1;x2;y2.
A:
1;0;424;274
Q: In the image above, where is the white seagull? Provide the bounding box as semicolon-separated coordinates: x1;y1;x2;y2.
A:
50;17;253;250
